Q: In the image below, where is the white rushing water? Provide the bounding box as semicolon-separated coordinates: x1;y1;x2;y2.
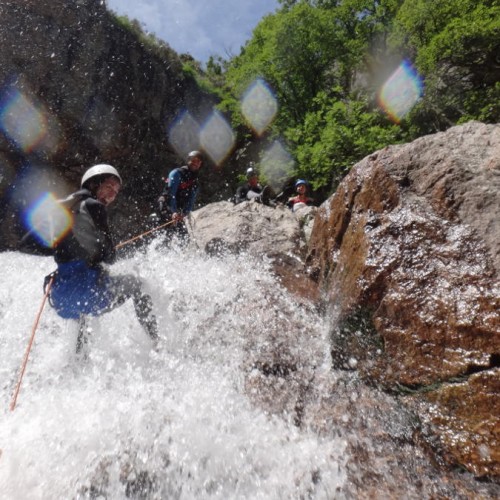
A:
0;239;347;499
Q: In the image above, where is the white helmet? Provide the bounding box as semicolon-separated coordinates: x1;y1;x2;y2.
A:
81;164;122;188
246;167;258;178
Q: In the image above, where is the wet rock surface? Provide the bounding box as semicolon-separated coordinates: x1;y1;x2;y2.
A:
0;0;218;248
307;121;499;480
191;200;320;304
188;130;499;492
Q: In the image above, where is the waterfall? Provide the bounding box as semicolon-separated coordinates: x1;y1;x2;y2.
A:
1;239;497;499
0;241;346;499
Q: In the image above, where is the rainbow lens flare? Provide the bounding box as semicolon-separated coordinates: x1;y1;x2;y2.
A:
168;110;201;159
241;78;278;136
200;110;235;166
0;85;59;155
260;140;295;191
378;61;423;123
25;192;73;248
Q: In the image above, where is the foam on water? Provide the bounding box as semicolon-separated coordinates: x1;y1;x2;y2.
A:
0;241;346;499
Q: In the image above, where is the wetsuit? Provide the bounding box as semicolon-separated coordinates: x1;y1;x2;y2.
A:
287;195;314;212
159;165;199;240
21;189;158;340
234;182;263;204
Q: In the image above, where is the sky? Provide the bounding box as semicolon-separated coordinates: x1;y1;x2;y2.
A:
105;0;280;64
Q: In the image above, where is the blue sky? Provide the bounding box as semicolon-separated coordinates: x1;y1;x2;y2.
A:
105;0;279;64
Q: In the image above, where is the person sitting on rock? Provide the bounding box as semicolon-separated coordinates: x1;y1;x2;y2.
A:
287;179;314;212
233;167;263;204
233;167;277;207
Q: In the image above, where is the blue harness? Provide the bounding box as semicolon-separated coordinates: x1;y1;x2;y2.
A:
49;260;112;319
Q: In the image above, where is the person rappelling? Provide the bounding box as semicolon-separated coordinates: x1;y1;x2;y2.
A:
20;164;159;353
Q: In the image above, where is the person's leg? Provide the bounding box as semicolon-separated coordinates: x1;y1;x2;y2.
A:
75;314;91;358
106;274;159;342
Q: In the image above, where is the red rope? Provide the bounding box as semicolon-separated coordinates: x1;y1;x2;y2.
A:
115;219;176;249
10;276;54;411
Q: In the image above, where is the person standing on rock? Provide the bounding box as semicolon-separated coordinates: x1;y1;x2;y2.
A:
21;164;159;351
234;167;263;204
157;150;203;243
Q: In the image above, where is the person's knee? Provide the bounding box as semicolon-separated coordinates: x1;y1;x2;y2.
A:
111;274;143;294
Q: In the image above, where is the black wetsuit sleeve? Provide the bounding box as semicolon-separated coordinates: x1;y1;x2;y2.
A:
18;230;54;255
82;199;116;264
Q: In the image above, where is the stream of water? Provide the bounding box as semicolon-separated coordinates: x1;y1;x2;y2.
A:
1;239;497;499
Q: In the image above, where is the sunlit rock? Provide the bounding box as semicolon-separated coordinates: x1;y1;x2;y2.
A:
191;200;319;304
307;121;500;478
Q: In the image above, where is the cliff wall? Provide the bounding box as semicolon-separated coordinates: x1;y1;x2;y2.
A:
0;0;218;246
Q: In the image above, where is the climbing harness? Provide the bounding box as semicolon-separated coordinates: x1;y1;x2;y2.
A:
9;220;175;410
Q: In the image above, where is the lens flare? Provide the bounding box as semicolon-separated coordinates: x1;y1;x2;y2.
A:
260;140;295;191
25;192;73;248
241;78;278;136
168;110;201;159
200;110;235;166
378;60;423;123
0;83;60;155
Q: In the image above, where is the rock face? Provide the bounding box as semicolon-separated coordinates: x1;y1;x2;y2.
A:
191;201;320;303
0;0;219;248
307;121;500;478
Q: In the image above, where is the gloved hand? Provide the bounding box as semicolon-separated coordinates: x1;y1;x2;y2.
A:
172;212;184;223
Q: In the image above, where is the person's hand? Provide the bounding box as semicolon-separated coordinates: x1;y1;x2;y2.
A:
172;212;184;223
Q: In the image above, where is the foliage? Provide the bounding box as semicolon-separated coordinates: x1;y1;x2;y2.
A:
288;92;406;189
111;14;180;66
219;1;408;193
111;0;499;198
392;0;500;133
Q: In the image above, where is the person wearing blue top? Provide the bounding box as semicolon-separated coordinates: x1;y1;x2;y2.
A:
157;150;203;243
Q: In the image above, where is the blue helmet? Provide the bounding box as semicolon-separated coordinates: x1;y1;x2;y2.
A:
295;179;308;188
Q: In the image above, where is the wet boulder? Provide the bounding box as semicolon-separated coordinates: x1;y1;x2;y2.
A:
190;200;319;303
307;121;500;478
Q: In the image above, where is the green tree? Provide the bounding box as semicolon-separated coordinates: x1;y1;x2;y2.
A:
393;0;500;130
220;1;405;193
288;91;406;190
222;4;349;129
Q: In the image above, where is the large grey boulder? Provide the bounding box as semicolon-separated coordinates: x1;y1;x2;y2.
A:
190;200;319;302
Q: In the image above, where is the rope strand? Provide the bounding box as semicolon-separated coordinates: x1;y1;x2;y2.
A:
10;276;54;411
115;219;176;249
